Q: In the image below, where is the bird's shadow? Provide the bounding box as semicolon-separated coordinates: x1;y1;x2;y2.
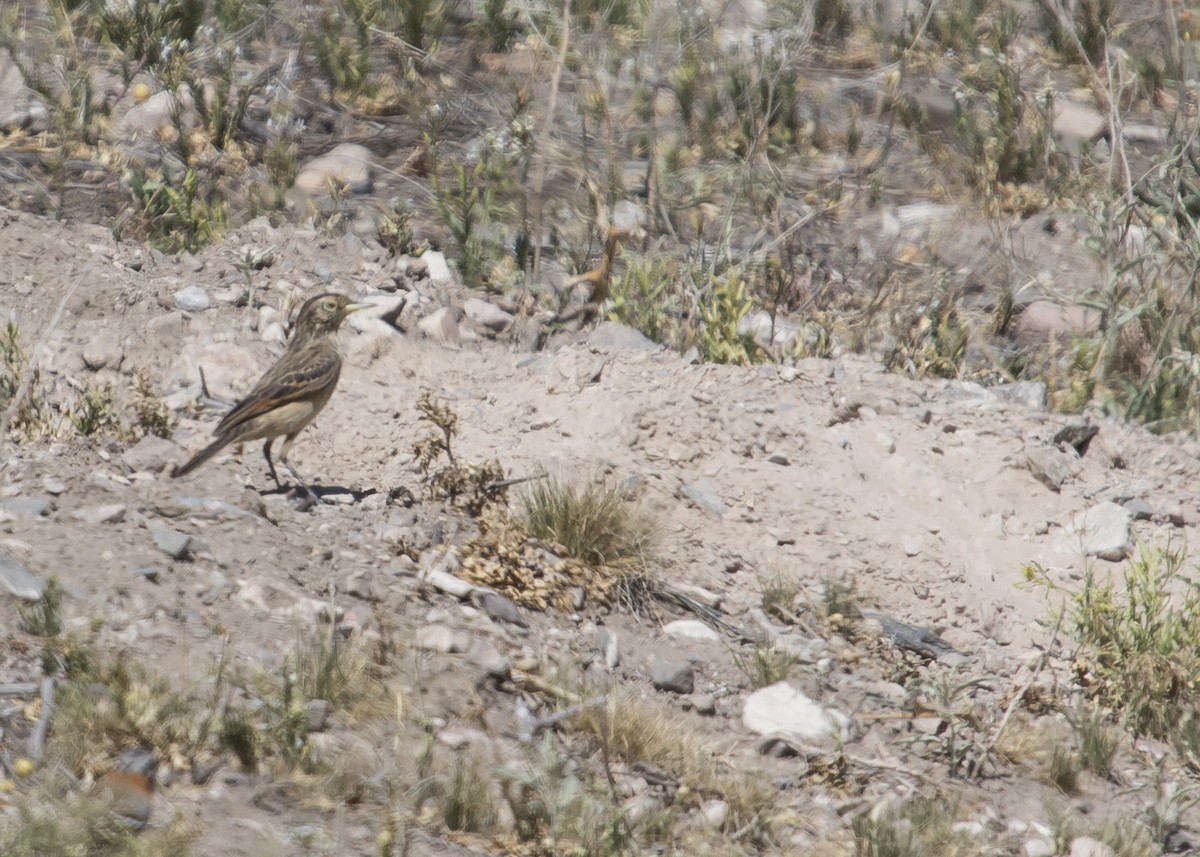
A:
259;484;378;504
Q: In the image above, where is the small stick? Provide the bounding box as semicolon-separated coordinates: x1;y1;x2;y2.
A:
0;682;39;696
28;675;55;763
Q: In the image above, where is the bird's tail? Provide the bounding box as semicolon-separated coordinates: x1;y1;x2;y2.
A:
171;436;230;478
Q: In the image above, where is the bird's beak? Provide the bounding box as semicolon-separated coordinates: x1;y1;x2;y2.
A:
344;302;370;314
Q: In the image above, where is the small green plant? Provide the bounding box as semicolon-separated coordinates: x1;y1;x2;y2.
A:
430;136;519;290
75;0;204;72
1;320;51;436
126;165;227;253
69;382;123;437
734;641;797;688
129;368;175;438
20;578;64;637
698;271;761;365
308;0;379;99
477;0;519;51
886;282;972;380
381;0;446;52
376;199;418;256
1025;540;1200;739
607;255;682;348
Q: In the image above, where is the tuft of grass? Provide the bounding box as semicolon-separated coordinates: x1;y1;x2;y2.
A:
850;793;970;857
292;622;374;712
440;754;499;833
129;368;175;438
1067;703;1120;779
571;687;778;831
759;568;799;623
733;642;797;688
821;575;861;620
0;785;194;857
522;475;658;584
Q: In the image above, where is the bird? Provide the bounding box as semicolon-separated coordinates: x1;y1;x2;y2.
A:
171;292;366;502
98;746;157;830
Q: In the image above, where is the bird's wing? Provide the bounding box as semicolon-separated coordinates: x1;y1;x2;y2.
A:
214;344;341;435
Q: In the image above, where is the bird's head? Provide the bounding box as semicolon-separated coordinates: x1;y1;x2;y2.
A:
292;293;368;340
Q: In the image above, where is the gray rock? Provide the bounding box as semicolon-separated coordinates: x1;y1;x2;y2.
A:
121;435;179;474
0;554;45;601
1027;446;1073;492
1122;498;1152;521
463;298;513;334
0;48;48;130
679;479;726;518
42;477;67;495
648;657;694;694
775;634;826;664
663;619;721;642
1060;502;1133;561
1068;837;1115;857
174;285;212;312
595;628;620;669
111;89;197;140
474;590;527;627
587;322;659;351
0;497;52;518
467;639;510;680
294;143;374;195
415;624;469;653
132;566;163;583
149;523;193;559
306;699;331;732
691;693;717;716
345;573;381;602
992;381;1047;410
71;503;127;525
768;453;790;465
418;306;463;346
82;334;125;371
742;681;850;741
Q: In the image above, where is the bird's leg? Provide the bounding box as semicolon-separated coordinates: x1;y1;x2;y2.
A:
262;438;282;488
278;434;333;505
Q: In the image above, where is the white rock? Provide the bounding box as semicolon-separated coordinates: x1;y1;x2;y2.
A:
1022;839;1054;857
742;681;849;741
424;251;453;285
174;285;212;312
699;799;729;830
294;143;374;194
663;619;721;642
1058;502;1132;561
1069;837;1115;857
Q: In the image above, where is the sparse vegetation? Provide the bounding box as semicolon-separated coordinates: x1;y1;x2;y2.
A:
1026;542;1200;740
522;475;658;577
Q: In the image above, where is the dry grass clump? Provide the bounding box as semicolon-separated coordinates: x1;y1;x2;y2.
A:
570;688;779;832
521;475;659;606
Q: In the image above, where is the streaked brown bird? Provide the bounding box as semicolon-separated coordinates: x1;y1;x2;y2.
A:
171;292;366;501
